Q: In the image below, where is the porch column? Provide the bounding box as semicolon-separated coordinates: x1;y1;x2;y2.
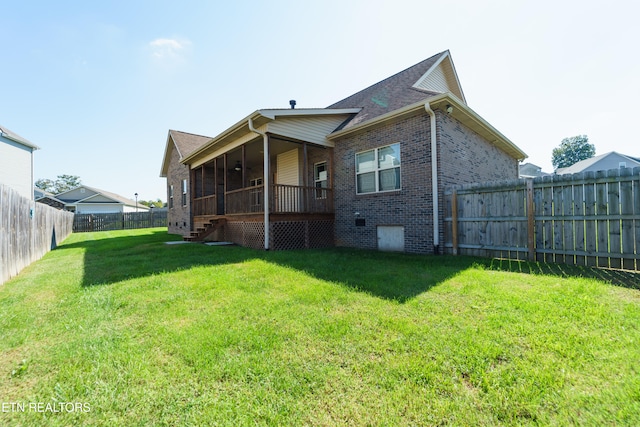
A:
241;145;246;188
248;117;270;250
263;135;270;249
303;141;308;212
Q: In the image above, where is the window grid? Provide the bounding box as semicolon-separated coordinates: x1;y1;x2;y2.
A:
355;143;401;194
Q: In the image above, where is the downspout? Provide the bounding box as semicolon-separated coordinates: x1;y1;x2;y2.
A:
424;103;440;254
248;118;270;250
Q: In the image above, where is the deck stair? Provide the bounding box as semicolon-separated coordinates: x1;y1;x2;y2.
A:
184;218;226;242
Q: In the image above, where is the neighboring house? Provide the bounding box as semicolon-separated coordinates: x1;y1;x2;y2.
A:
519;162;551;178
555;151;640;175
34;188;66;210
55;185;149;214
0;125;40;200
160;50;527;253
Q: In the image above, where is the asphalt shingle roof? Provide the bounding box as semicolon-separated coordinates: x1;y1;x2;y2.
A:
326;51;447;129
169;130;212;159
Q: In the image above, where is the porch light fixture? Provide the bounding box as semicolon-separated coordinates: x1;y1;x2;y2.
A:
446;105;453;114
234;161;242;172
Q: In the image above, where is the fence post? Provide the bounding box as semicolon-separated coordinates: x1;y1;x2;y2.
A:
452;188;458;255
527;179;535;261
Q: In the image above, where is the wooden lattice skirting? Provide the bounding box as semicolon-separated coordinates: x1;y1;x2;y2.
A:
224;220;334;250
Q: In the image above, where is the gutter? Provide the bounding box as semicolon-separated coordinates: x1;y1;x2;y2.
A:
248;118;270;250
424;102;440;254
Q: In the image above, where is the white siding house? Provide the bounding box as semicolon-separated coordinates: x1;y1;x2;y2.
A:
55;186;149;214
0;125;40;200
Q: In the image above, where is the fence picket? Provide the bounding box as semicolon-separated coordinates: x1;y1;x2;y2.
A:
552;175;565;264
619;168;634;270
533;179;545;263
572;173;586;266
607;169;622;269
595;170;609;268
562;179;575;265
634;167;640;271
583;172;598;267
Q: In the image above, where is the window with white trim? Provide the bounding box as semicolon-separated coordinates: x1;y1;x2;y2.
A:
169;185;174;208
181;179;188;206
314;161;328;199
356;143;401;194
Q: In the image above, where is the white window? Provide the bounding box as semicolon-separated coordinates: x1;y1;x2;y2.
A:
182;179;188;207
314;162;328;199
169;185;174;208
356;143;401;194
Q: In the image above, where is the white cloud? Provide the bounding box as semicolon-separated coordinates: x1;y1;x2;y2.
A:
149;38;191;59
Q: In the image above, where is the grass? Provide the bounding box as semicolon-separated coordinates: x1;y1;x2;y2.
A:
1;228;639;426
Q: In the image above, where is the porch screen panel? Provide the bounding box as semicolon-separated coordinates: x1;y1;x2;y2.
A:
276;149;301;212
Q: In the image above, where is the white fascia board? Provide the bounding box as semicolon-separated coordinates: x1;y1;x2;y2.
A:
0;129;40;150
160;131;178;177
258;108;361;119
327;93;527;161
74;193;119;204
181;110;265;164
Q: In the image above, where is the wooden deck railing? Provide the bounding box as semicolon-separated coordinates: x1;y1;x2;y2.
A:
223;184;333;215
192;194;217;216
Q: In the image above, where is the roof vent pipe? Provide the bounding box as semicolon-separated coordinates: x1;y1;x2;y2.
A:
289;100;296;109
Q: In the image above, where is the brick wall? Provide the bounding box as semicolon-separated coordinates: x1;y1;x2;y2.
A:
166;143;191;237
333;114;434;254
436;110;519;249
333;110;518;254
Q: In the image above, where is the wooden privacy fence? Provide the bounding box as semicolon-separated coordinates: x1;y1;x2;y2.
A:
444;167;640;271
1;184;74;284
73;210;167;232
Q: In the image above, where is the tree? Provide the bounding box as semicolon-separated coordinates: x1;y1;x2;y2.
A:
35;175;82;194
139;199;164;208
551;135;595;170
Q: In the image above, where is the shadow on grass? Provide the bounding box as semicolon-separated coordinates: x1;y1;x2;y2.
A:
266;248;479;302
58;230;256;287
59;230;639;302
58;231;466;301
485;258;640;290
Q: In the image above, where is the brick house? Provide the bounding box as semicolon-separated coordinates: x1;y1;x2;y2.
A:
160;50;527;253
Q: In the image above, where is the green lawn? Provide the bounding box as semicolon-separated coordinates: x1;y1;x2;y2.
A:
1;228;639;426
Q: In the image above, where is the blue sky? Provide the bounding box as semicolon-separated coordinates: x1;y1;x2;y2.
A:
2;0;638;201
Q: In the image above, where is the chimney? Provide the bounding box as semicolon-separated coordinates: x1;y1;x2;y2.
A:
289;100;296;109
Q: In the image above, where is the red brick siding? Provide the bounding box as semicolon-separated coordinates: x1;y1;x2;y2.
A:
333;114;435;254
333;110;518;254
166;144;192;237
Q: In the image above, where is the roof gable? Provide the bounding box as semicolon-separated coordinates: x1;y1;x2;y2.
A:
56;186;99;202
327;50;465;130
55;185;142;207
412;51;465;101
160;130;212;176
556;151;640;174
